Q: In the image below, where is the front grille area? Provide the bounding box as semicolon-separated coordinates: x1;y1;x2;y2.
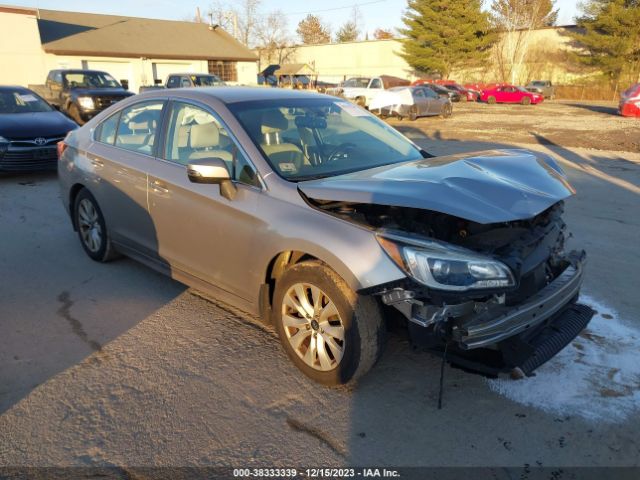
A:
8;136;65;147
0;147;58;171
95;96;124;110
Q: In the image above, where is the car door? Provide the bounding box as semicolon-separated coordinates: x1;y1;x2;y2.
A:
411;88;428;116
88;99;166;256
47;72;64;106
147;99;263;303
423;87;441;115
366;78;383;106
504;86;518;103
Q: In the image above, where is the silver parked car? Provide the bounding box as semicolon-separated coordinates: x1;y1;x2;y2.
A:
59;88;593;385
369;86;452;120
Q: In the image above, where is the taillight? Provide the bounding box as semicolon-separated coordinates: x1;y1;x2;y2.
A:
57;141;68;159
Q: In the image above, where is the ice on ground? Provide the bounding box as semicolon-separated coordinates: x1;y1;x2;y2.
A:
487;293;640;421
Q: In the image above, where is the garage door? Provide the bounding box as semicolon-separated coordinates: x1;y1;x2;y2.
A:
83;60;134;92
152;62;198;85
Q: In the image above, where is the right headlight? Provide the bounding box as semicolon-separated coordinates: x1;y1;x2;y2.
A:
77;97;95;110
377;233;515;292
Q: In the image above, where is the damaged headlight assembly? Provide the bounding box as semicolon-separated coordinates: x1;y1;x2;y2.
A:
377;233;515;292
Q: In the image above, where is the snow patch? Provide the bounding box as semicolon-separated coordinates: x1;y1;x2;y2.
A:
487;294;640;421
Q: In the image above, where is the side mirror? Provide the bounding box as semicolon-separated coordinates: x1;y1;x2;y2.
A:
187;158;237;200
120;79;129;90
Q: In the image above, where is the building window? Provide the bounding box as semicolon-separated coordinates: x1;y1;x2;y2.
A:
208;60;237;82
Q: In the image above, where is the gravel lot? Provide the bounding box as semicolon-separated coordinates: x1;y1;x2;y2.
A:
1;101;639;473
390;100;639;153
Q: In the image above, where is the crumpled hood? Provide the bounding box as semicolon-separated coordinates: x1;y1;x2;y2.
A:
298;149;575;224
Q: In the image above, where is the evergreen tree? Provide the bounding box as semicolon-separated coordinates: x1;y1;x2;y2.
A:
570;0;640;83
296;14;331;44
336;21;359;42
400;0;496;78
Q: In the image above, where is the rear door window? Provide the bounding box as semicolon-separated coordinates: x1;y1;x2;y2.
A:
95;112;121;145
114;101;165;154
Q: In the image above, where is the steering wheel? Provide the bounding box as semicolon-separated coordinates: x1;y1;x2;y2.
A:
326;142;357;162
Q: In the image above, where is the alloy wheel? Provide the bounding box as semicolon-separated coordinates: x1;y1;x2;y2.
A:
281;283;345;371
77;198;102;253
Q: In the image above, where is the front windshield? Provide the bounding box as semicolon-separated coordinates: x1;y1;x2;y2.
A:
0;90;53;114
229;98;423;181
63;72;120;89
343;78;370;88
516;86;529;92
193;75;223;86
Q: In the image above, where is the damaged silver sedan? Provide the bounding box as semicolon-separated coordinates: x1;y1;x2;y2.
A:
58;88;593;385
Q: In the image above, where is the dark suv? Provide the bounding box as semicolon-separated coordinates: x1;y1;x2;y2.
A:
29;70;134;124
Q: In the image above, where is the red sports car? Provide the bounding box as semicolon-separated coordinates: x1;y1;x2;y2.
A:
480;85;543;105
619;84;640;117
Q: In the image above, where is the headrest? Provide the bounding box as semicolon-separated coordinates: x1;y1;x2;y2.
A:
261;109;288;134
129;121;150;131
190;122;220;149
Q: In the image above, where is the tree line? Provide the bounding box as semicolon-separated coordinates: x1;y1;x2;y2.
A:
196;0;640;86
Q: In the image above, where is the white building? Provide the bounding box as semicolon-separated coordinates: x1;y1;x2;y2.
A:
0;5;258;93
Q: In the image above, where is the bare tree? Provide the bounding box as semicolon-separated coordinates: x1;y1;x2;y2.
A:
257;10;297;66
491;0;559;83
208;0;261;46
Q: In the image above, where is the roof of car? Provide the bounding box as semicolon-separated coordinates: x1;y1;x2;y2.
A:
140;87;328;104
168;73;218;77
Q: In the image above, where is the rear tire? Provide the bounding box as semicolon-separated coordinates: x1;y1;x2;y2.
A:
272;261;385;386
74;189;119;262
355;96;366;107
487;96;497;105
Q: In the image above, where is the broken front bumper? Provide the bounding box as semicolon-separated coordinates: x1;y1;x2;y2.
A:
454;262;584;349
380;252;594;375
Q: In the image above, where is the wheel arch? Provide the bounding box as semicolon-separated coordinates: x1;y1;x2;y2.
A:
259;246;372;323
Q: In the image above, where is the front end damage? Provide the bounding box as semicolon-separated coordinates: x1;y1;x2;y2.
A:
316;200;594;377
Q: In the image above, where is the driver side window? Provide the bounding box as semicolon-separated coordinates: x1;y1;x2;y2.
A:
163;101;259;187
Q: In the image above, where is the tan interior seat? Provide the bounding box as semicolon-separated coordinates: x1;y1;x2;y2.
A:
187;122;233;167
259;110;304;172
116;120;153;148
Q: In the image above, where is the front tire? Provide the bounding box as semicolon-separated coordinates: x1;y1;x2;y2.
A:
74;189;118;262
272;261;385;385
68;103;83;125
441;103;453;118
521;96;532;105
487;96;497;105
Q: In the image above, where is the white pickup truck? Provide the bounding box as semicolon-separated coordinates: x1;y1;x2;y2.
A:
338;75;410;108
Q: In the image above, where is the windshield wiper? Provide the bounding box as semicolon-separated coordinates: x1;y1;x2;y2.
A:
290;174;332;182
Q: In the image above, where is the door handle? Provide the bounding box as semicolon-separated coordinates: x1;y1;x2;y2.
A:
151;180;169;193
91;158;104;168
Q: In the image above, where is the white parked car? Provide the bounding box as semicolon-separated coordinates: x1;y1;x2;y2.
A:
339;75;410;108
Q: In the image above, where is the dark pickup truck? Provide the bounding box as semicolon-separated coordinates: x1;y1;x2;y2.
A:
29;69;134;124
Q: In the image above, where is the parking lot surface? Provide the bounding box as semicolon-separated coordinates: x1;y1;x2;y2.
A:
1;102;639;469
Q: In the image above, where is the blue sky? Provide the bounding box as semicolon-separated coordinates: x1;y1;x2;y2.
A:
12;0;581;38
